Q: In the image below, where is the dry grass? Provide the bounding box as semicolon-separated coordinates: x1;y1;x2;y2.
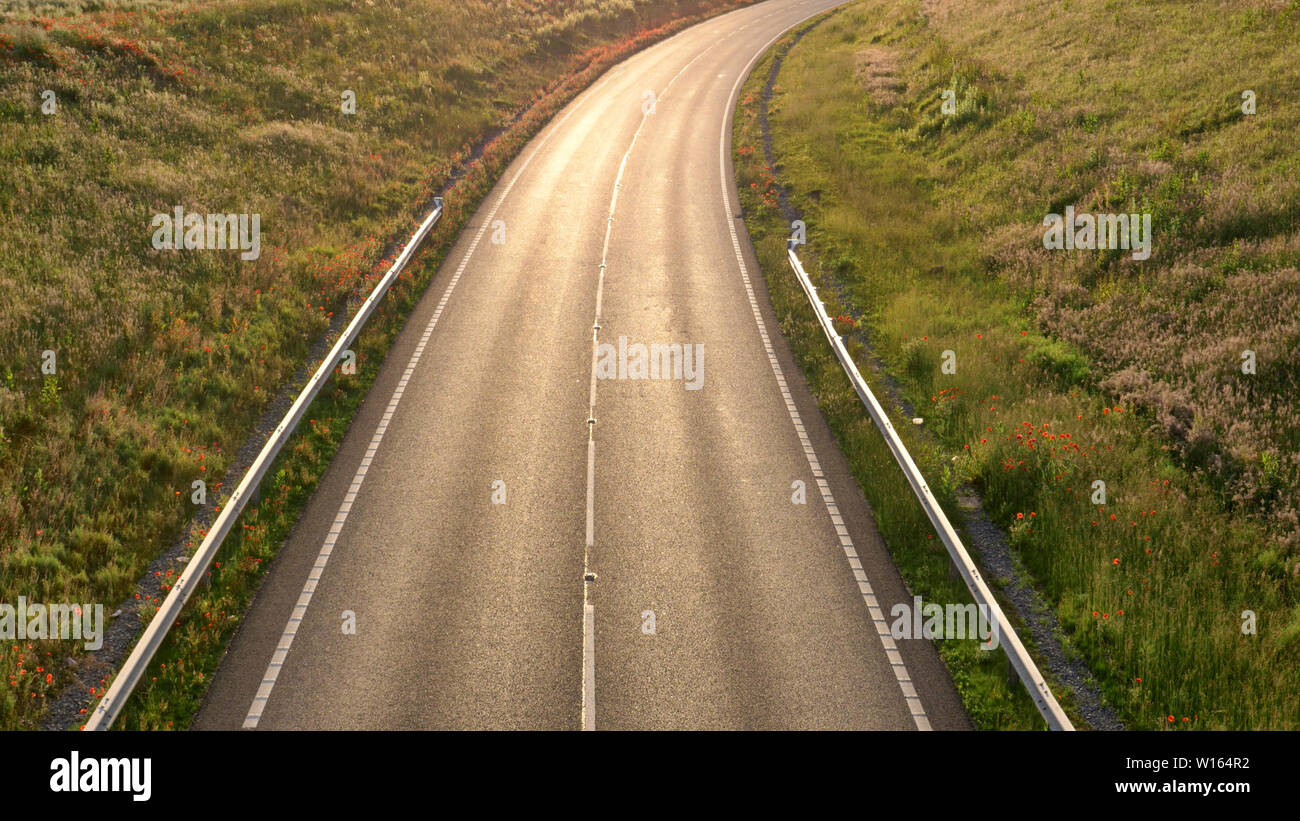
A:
0;0;752;729
853;47;904;106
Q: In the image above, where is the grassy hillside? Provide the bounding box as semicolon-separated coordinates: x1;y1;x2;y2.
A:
734;0;1299;728
0;0;753;729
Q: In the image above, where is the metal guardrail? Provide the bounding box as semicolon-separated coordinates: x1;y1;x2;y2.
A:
785;241;1073;731
84;198;444;730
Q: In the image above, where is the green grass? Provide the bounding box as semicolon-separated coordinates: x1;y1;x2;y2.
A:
735;0;1300;729
0;0;756;730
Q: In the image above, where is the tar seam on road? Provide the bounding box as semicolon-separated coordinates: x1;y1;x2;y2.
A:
580;17;746;730
239;67;626;730
716;11;932;730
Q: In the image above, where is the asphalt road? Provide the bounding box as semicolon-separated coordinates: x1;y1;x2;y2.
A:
194;0;970;731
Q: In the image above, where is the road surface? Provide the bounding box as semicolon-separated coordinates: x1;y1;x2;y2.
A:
195;0;970;731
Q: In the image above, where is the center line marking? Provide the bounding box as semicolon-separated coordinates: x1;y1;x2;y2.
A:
580;29;733;731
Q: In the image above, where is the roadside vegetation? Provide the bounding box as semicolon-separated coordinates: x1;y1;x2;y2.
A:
735;0;1299;729
0;0;755;730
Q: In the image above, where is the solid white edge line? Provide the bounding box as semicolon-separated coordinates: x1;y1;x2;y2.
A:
716;1;932;730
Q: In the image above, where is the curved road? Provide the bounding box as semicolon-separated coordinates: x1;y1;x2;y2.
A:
195;0;970;731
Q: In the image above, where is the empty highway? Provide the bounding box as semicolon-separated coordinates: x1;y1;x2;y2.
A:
195;0;970;731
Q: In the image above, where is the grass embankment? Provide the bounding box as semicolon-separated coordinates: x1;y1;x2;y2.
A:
0;0;755;730
734;0;1300;729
